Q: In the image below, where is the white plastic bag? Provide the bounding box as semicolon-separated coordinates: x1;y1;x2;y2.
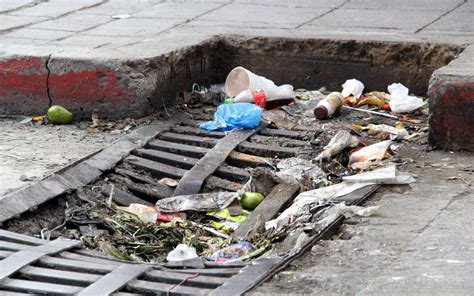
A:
348;140;392;170
388;83;425;113
341;79;364;98
167;244;198;262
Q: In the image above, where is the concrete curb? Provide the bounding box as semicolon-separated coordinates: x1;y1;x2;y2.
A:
1;35;473;150
428;47;474;151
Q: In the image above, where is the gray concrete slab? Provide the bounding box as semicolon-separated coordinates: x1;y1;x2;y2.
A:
74;0;163;16
30;13;113;32
0;15;47;31
81;18;182;37
132;2;224;19
5;0;104;18
2;28;74;41
51;35;143;49
423;11;474;33
343;0;464;11
307;9;445;31
1;0;472;59
196;3;332;29
233;0;346;8
0;118;119;197
0;0;35;13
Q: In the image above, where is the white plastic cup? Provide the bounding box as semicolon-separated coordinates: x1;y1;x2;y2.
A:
225;67;277;97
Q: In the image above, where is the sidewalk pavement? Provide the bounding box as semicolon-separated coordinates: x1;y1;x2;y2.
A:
1;0;473;57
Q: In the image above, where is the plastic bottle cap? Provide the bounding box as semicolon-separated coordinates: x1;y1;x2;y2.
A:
224;98;234;104
314;106;328;119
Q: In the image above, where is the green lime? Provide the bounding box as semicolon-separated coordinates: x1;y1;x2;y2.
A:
47;105;73;124
240;192;264;211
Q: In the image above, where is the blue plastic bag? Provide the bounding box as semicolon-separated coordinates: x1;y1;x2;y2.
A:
200;103;263;131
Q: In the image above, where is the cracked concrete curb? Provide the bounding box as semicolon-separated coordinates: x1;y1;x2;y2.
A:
0;35;222;119
45;54;52;106
0;54;50;115
428;44;474;151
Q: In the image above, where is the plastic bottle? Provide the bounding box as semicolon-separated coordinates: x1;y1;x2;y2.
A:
224;86;294;109
225;89;267;108
314;92;344;119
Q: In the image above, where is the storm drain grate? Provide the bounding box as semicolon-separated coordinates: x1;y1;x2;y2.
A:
103;120;312;206
0;118;379;295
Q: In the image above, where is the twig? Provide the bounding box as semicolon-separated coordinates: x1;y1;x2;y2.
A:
188;221;229;239
260;158;277;170
343;106;398;119
41;202;70;240
107;184;115;208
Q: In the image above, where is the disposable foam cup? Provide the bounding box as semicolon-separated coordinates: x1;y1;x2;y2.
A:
225;67;277;97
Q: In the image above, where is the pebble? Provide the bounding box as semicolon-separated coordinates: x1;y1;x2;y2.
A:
19;175;30;181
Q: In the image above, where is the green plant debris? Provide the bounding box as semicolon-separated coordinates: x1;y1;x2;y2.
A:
83;210;212;263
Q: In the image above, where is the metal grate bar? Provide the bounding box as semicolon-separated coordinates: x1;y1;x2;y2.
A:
174;129;257;196
77;264;151;296
209;258;283;295
0;238;82;281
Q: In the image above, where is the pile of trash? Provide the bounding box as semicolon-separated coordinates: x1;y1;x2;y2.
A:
114;68;424;263
24;67;426;265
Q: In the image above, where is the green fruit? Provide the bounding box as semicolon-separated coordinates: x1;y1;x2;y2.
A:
47;105;73;124
240;192;264;211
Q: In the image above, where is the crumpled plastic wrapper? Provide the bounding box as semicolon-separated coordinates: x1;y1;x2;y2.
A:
266;164;415;230
332;202;380;218
341;79;365;99
156;192;237;212
315;130;359;162
343;164;416;184
365;124;409;141
348;140;392;170
276;157;328;190
266;182;371;230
